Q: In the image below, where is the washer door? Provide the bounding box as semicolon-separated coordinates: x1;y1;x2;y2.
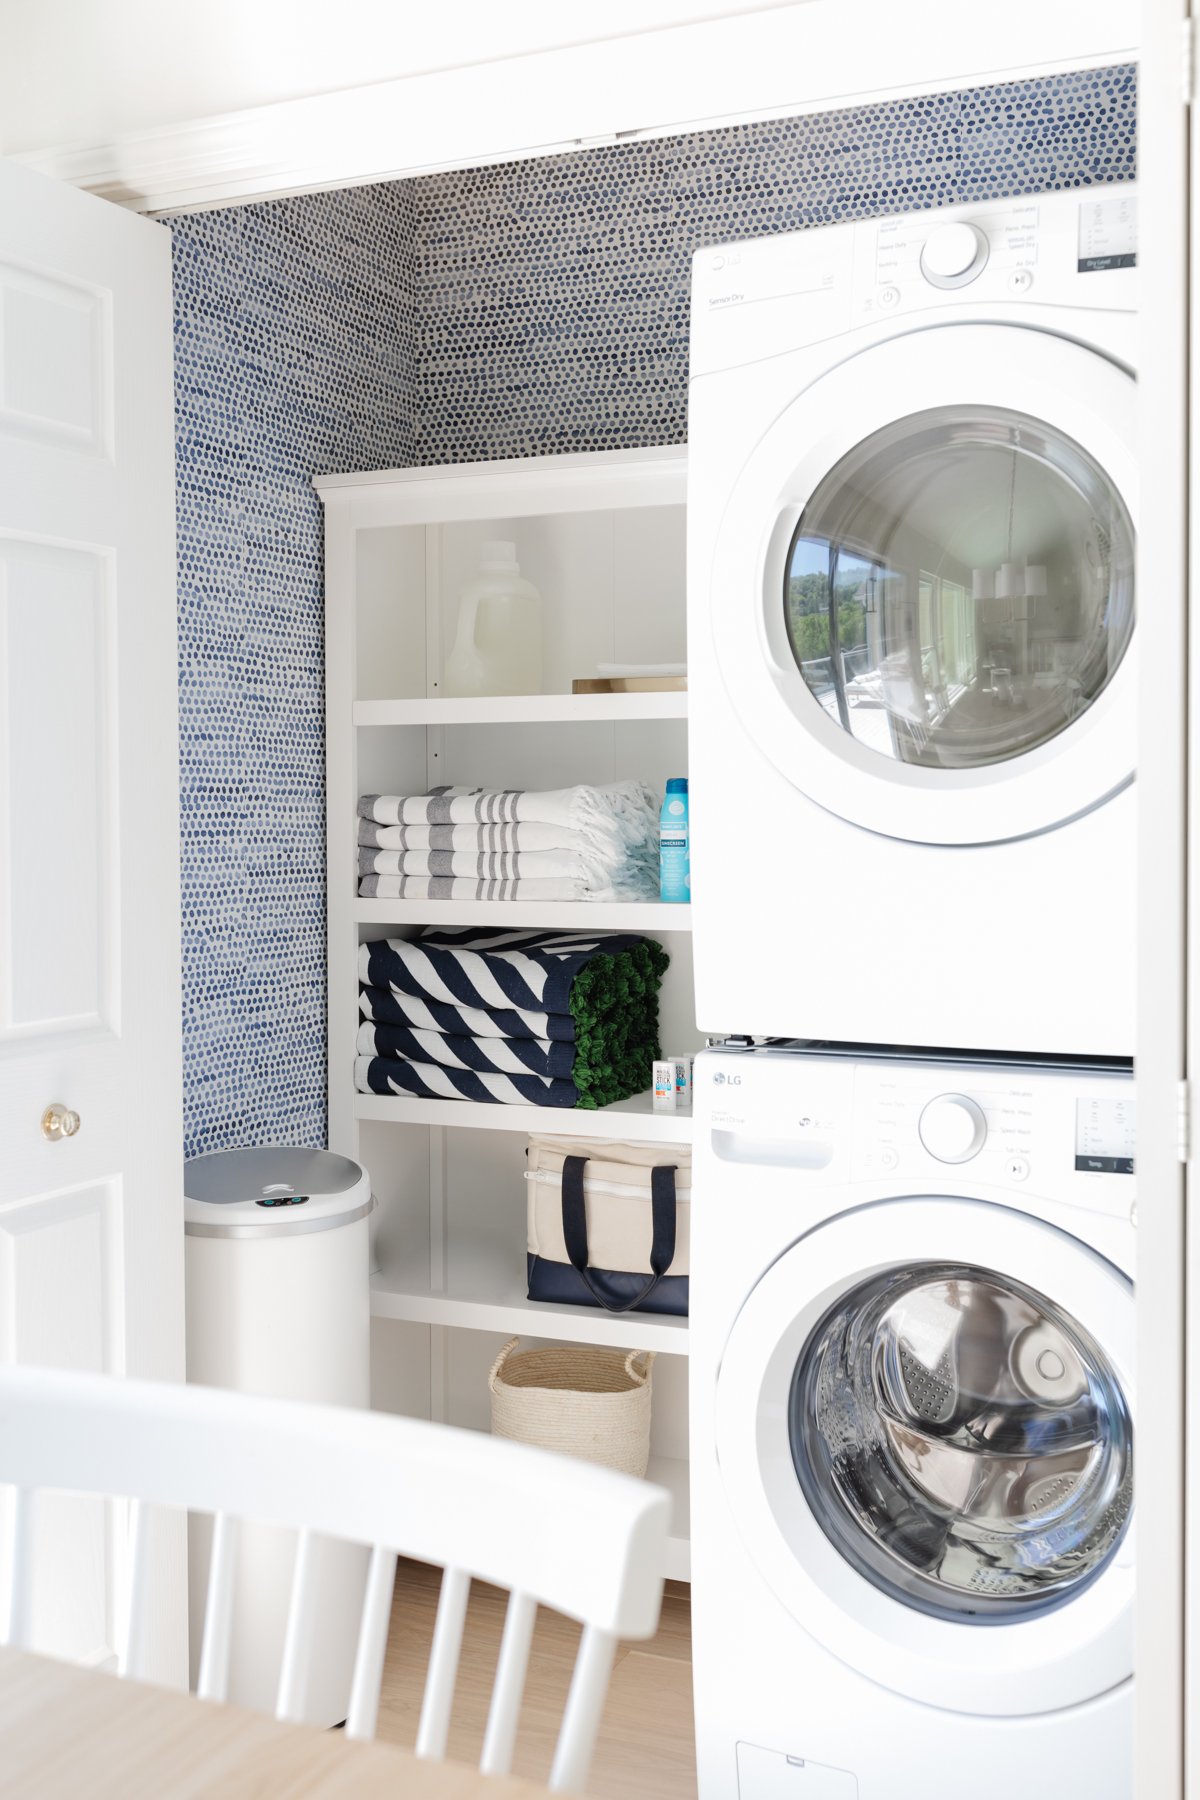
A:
714;1198;1134;1716
710;324;1136;845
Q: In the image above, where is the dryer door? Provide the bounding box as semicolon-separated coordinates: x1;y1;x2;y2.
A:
710;323;1136;845
714;1197;1134;1716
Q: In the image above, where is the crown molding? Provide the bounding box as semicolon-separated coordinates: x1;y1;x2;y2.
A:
17;1;1138;217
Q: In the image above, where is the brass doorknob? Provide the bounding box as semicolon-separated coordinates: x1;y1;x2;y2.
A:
41;1104;81;1142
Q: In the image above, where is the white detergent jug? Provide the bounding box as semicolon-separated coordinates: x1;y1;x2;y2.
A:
444;541;543;696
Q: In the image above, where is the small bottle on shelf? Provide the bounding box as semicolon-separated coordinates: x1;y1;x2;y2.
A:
659;778;690;903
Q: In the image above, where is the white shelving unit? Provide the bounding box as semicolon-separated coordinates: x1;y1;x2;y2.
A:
354;692;688;726
318;446;696;1581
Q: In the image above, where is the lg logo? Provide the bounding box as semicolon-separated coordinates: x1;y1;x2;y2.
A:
712;1071;742;1086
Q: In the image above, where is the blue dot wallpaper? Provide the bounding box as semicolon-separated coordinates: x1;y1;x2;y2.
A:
170;62;1135;1157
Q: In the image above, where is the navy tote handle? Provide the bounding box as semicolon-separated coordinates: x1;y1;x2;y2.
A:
559;1154;677;1314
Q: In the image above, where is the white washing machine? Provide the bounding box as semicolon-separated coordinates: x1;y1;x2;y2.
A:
690;1042;1135;1800
688;186;1137;1055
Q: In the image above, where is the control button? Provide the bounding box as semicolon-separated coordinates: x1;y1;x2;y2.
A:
878;284;901;308
918;1093;987;1164
1005;1154;1031;1182
880;1147;899;1170
710;253;726;271
1008;268;1034;294
920;221;989;289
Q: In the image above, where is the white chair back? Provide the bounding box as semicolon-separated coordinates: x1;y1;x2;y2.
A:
0;1368;670;1792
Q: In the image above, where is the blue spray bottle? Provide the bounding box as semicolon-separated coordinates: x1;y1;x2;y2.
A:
659;778;690;903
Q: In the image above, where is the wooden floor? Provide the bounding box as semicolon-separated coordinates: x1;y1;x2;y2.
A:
376;1560;697;1800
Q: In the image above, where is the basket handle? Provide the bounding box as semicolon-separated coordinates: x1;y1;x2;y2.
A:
488;1335;521;1395
623;1349;655;1386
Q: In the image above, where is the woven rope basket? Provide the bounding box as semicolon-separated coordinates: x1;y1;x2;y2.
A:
488;1336;655;1477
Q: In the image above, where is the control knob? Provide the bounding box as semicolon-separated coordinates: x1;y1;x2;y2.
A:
919;1093;987;1164
920;221;989;289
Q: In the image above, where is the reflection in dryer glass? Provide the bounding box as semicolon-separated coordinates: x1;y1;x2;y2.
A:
783;405;1134;770
790;1262;1132;1621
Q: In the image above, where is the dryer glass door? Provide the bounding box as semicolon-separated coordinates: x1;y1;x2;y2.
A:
790;1261;1133;1622
783;406;1134;772
711;323;1138;844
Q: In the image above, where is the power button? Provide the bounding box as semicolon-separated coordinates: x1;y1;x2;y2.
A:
878;285;901;308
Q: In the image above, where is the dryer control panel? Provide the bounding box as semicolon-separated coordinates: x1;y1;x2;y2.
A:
689;184;1137;378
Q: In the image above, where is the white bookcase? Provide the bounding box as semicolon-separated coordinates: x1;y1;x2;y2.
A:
317;446;698;1578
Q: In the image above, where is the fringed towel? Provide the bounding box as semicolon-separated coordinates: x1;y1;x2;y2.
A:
355;927;668;1109
357;1020;577;1081
355;1055;580;1108
359;984;577;1043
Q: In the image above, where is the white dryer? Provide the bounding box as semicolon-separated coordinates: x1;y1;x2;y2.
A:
688;187;1137;1054
689;1042;1135;1800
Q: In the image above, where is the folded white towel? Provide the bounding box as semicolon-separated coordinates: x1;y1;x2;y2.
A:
360;847;594;881
358;781;657;849
359;874;586;902
358;818;586;854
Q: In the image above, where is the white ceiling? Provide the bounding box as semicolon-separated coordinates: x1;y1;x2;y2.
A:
0;0;803;155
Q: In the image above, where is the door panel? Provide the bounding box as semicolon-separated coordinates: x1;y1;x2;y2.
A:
0;260;110;455
1;536;113;1037
0;158;185;1682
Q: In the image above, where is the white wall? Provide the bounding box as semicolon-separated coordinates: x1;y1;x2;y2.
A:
0;0;805;154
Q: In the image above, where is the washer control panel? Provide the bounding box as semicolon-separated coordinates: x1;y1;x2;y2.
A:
850;1062;1134;1214
699;1046;1135;1220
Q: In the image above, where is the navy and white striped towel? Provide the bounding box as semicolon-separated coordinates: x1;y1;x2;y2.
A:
357;929;651;1018
359;983;576;1043
355;1054;578;1108
357;1019;576;1079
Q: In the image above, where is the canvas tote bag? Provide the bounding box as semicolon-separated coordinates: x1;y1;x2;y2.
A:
525;1134;690;1316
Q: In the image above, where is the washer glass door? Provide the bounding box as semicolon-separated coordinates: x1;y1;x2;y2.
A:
791;1261;1134;1622
784;407;1134;773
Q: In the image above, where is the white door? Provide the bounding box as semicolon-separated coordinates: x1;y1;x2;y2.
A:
709;322;1138;846
0;158;185;1680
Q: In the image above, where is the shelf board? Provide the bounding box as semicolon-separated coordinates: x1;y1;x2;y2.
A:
353;898;691;930
370;1260;689;1355
354;692;687;726
355;1087;694;1143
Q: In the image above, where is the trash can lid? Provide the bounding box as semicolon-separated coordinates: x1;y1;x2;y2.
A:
183;1147;373;1239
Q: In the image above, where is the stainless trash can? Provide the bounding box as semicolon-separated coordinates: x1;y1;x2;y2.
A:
183;1146;373;1726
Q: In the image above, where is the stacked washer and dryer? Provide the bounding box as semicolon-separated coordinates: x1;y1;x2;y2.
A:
685;187;1138;1799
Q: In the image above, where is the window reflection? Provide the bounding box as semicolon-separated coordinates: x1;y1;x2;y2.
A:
783;408;1134;771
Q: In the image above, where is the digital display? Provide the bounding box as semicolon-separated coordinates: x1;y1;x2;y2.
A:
1075;1098;1135;1175
1078;195;1137;273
